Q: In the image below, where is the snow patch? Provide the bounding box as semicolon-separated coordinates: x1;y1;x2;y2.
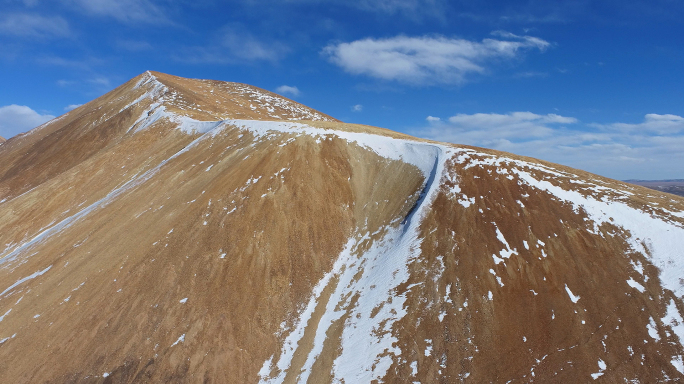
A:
0;265;52;297
259;143;450;384
591;359;606;379
565;284;580;304
171;334;185;347
626;278;645;293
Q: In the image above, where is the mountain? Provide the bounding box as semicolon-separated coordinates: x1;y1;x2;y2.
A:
626;180;684;197
1;71;683;383
0;136;5;144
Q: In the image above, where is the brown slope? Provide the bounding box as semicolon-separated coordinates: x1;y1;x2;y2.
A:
0;73;421;382
0;71;336;203
385;155;684;383
0;121;424;383
0;72;683;384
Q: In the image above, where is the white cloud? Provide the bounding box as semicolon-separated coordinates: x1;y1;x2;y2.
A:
323;32;550;85
64;104;83;111
426;111;577;145
352;104;363;112
413;112;684;180
0;105;55;139
66;0;167;23
426;116;440;122
0;13;70;38
275;85;300;97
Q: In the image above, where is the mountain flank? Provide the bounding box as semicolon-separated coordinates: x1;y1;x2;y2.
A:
0;72;683;383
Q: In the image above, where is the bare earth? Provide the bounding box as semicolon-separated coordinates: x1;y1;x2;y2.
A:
0;72;683;383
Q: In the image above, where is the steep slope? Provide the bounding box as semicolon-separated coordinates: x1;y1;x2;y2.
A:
0;136;5;144
0;72;683;383
0;71;335;204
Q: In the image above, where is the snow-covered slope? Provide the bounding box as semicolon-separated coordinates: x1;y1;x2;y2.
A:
0;72;683;383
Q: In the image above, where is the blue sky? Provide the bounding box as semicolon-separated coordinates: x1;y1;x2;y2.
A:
1;0;683;180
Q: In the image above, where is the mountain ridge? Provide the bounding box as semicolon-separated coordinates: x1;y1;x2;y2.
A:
1;72;683;383
625;180;684;197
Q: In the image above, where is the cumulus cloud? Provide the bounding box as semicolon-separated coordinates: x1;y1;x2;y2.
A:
413;112;684;180
352;104;363;112
275;85;300;97
323;32;550;85
0;13;71;38
66;0;167;23
0;105;55;139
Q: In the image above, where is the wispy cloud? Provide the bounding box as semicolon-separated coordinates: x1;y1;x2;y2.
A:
421;111;577;145
0;104;55;139
66;0;167;23
88;77;111;87
115;40;153;51
414;112;684;179
591;113;684;135
64;104;82;111
53;75;113;94
243;0;446;20
352;104;363;112
275;85;300;97
353;0;446;19
323;32;550;85
513;71;549;78
56;79;75;87
179;26;289;64
38;56;105;70
0;13;71;39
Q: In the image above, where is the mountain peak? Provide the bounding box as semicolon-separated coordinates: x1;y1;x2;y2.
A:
129;71;338;123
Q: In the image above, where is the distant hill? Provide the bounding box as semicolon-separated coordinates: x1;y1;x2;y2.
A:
1;71;683;383
626;179;684;197
0;136;5;144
